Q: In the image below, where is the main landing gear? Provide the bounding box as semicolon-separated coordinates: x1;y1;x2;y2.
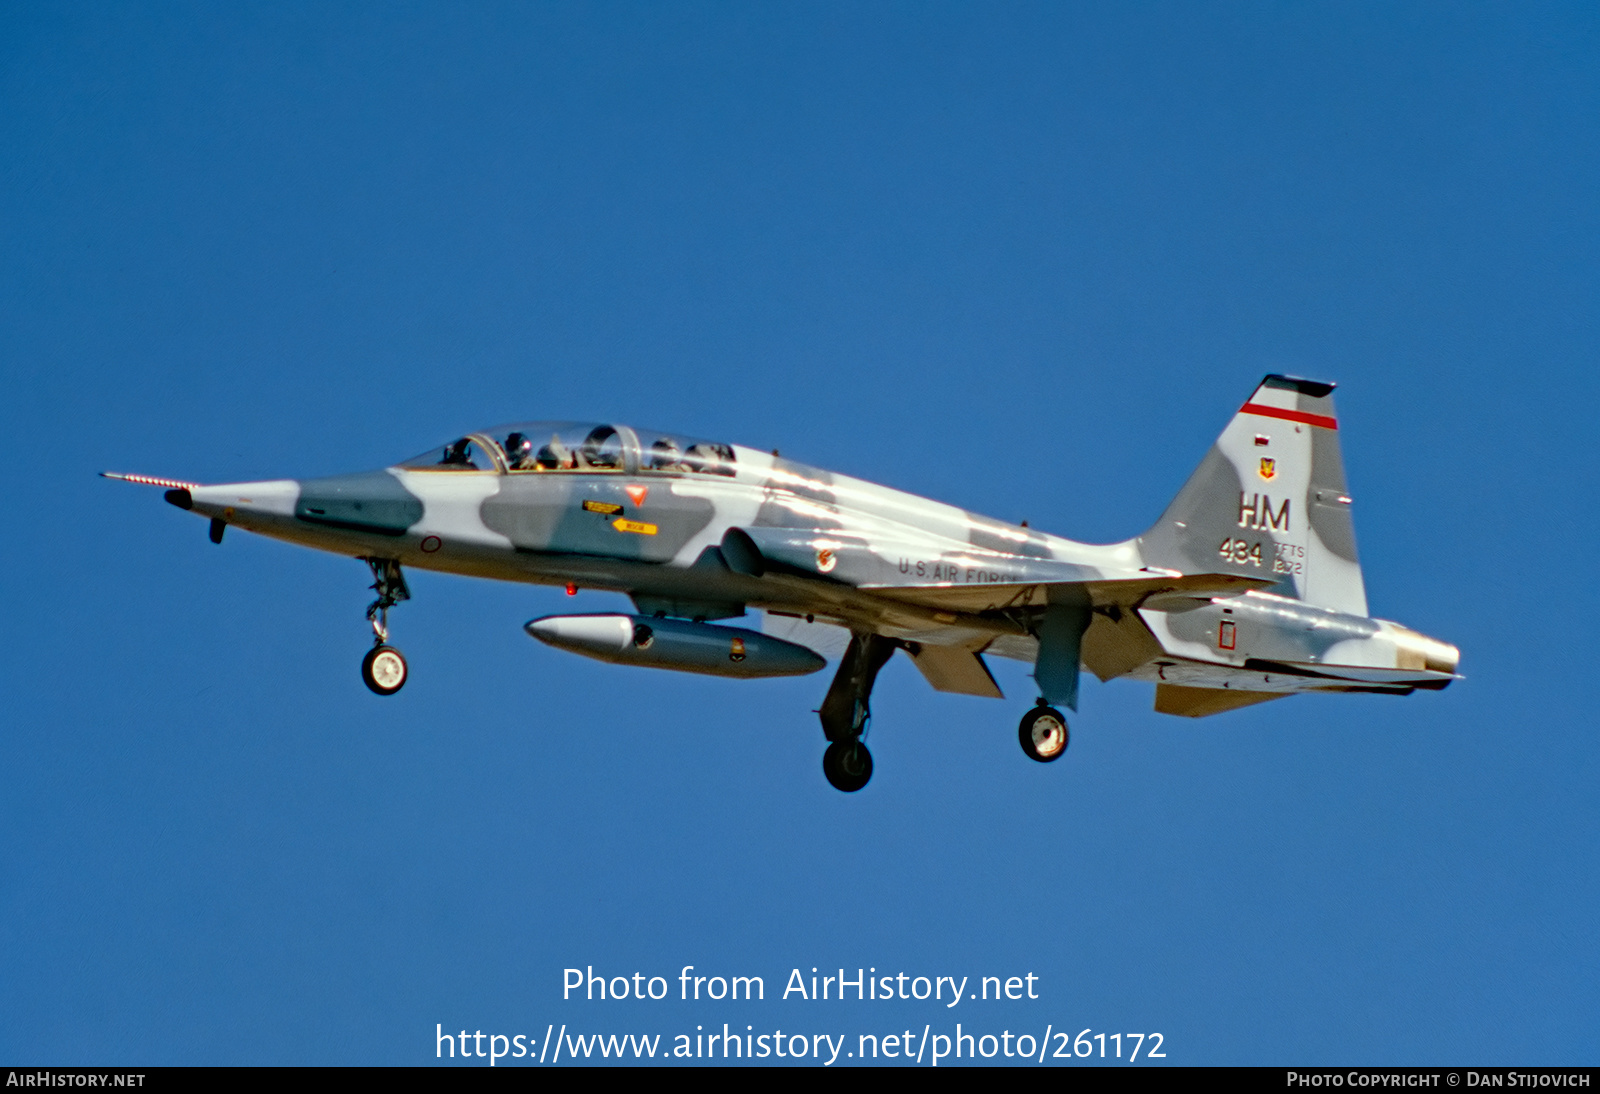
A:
811;634;1074;788
1015;600;1083;764
818;633;896;792
360;558;410;696
1018;700;1069;762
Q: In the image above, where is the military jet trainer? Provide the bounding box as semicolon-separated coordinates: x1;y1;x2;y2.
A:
106;375;1459;792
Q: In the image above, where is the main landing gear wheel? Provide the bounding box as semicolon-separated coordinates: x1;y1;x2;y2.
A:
823;740;873;792
1019;704;1069;762
817;633;895;793
362;645;408;695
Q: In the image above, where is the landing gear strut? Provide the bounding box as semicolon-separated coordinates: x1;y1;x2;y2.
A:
818;633;896;792
360;558;410;696
1018;700;1069;762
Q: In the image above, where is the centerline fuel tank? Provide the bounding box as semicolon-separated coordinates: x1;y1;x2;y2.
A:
524;614;826;679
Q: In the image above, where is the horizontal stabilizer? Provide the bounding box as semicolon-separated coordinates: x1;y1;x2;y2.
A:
908;644;1004;698
1154;684;1287;718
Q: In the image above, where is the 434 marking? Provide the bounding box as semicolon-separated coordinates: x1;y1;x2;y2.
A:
1219;537;1262;567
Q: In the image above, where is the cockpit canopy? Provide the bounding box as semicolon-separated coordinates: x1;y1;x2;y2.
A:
399;422;737;477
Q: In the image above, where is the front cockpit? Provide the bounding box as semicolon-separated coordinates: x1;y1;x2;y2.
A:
398;422;739;478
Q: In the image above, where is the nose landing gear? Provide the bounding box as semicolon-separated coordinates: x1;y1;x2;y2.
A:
360;558;411;696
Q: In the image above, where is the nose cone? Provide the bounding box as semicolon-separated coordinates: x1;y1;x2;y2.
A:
187;479;302;522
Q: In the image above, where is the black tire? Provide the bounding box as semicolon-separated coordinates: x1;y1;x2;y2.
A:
361;645;408;695
822;740;873;792
1018;705;1069;762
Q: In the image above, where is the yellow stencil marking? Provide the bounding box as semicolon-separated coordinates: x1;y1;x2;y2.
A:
614;518;659;536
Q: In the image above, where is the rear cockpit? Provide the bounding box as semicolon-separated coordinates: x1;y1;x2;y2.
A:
399;422;738;477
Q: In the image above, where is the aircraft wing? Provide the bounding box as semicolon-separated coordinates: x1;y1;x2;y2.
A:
728;525;1294;694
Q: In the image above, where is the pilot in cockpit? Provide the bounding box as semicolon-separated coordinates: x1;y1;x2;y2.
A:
504;432;535;470
649;437;683;471
440;438;474;466
536;434;575;470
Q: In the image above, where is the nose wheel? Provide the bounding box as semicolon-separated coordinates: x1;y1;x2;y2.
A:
362;645;408;695
361;558;411;696
1019;702;1069;762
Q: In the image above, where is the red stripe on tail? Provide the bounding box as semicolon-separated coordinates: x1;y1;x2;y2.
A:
1238;403;1338;430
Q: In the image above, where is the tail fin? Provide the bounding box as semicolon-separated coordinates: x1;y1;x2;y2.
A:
1136;375;1367;616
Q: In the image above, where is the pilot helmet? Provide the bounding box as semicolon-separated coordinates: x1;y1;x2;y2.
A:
650;437;681;468
505;432;532;461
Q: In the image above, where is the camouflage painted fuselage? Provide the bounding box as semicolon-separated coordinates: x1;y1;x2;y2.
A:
150;375;1459;717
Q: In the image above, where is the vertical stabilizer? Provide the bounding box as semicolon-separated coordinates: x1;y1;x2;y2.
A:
1137;375;1367;616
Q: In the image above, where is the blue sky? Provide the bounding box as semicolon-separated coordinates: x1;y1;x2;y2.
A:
2;2;1596;1065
